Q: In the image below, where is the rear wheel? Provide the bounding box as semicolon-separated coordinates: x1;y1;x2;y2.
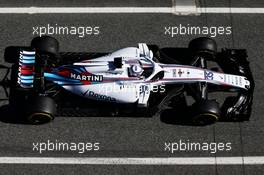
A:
26;96;56;124
31;36;59;56
31;36;61;66
31;36;61;93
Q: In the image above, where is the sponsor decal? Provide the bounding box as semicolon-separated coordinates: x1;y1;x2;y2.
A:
17;51;35;88
178;69;184;77
239;77;242;86
172;69;177;77
70;73;103;82
185;69;190;77
82;90;116;102
235;76;238;85
224;75;226;82
205;71;214;80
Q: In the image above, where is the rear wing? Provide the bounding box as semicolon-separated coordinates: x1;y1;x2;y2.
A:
4;46;36;89
17;50;36;88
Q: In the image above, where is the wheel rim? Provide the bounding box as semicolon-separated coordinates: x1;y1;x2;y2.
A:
192;113;219;126
28;112;53;124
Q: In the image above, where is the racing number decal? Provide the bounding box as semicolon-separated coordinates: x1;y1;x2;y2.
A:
205;71;214;80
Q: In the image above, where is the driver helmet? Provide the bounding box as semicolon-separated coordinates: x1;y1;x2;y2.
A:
130;64;143;77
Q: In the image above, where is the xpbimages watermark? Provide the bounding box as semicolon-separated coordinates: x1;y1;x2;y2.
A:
164;24;232;38
32;140;100;154
32;24;100;38
97;84;166;95
164;140;232;154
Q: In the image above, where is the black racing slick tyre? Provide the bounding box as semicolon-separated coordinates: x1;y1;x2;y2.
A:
31;36;59;56
191;100;220;126
26;96;56;124
188;37;217;60
147;45;159;56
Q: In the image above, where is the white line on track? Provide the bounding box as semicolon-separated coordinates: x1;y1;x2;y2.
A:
0;7;263;14
0;7;172;14
0;157;264;165
173;0;197;15
198;7;264;14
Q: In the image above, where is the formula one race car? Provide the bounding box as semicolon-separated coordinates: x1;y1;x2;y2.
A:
2;36;254;125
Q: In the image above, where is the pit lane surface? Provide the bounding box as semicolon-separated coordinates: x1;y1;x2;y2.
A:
0;0;264;174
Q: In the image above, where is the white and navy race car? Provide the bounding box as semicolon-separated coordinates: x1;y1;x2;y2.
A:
3;36;254;125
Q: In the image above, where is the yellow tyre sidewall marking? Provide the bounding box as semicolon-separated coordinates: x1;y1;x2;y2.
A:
28;112;53;123
192;113;219;123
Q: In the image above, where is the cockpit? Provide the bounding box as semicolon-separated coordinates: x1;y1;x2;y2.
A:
125;58;154;79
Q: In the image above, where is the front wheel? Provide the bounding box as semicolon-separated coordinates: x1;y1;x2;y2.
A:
188;37;217;61
191;100;220;126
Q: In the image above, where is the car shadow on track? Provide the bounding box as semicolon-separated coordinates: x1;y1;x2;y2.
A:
0;103;201;126
159;108;198;126
0;104;30;124
0;103;155;125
